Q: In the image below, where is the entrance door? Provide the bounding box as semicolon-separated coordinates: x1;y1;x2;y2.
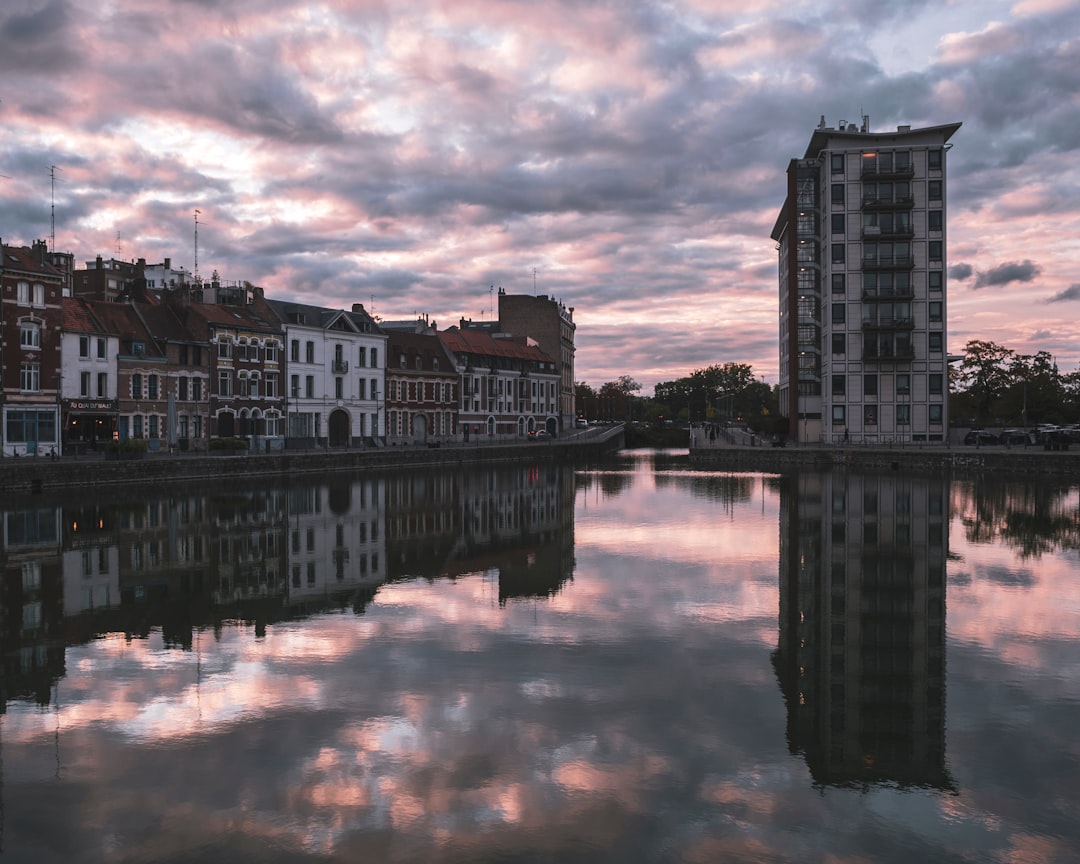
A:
412;413;428;445
329;409;351;447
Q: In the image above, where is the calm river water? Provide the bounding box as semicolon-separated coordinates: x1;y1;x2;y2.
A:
2;450;1079;863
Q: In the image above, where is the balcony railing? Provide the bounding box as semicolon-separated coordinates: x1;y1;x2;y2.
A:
861;165;915;180
862;255;915;270
862;317;915;331
332;360;349;374
861;226;914;240
862;288;915;301
862;195;915;210
863;345;916;361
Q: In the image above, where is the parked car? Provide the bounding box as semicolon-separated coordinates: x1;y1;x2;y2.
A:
528;429;553;441
963;430;999;446
1042;429;1071;451
1001;429;1035;446
575;417;588;428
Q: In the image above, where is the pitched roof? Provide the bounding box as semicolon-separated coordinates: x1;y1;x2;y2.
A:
1;243;65;280
439;327;555;364
187;302;282;333
62;297;108;335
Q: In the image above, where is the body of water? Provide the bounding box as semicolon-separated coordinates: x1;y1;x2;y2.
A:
2;451;1078;862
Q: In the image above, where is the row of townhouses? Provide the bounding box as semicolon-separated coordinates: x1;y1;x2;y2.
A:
0;242;577;456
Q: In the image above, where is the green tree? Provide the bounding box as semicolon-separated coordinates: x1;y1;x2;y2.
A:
955;340;1015;426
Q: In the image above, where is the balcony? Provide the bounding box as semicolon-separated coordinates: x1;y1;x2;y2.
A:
862;317;914;331
862;195;914;210
861;164;915;180
332;360;349;374
862;255;914;271
863;345;915;362
861;226;914;240
862;287;915;301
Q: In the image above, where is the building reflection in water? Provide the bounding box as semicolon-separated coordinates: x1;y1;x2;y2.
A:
774;470;954;790
385;463;575;605
1;462;574;713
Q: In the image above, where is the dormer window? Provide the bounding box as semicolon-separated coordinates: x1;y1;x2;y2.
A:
132;341;146;357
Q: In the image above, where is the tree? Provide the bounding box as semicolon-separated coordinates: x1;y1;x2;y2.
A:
955;340;1015;425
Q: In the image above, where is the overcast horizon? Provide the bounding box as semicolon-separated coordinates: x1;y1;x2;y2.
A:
2;0;1079;394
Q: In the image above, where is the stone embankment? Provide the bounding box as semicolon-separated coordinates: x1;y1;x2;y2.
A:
1;430;625;496
689;442;1080;477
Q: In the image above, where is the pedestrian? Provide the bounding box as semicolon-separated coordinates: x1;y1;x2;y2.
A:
843;427;849;444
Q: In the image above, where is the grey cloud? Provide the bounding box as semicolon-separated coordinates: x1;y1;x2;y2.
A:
950;264;973;281
973;260;1041;289
0;0;78;73
1047;284;1080;303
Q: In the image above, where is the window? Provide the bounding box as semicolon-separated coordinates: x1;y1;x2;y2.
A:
371;378;378;399
831;243;845;264
358;346;367;367
265;373;277;398
80;335;90;357
291;340;300;362
832;405;845;425
148;375;159;399
832;333;845;354
305;375;314;399
929;241;942;264
192;379;203;401
831;213;845;234
237;340;248;361
929;301;943;323
897;373;911;396
305;341;315;363
20;322;41;348
832;273;845;295
371;349;378;367
832;302;846;324
831;154;844;174
238;375;249;398
929;271;943;292
863;405;877;425
179;377;189;400
929;210;943;232
832;375;845;396
357;378;366;399
97;373;108;397
218;338;232;358
149;415;159;438
928;180;942;202
131;373;142;398
897;404;911;425
831;183;844;205
132;415;143;438
17;282;44;306
219;370;232;396
265;341;277;362
81;371;91;396
929;374;943;395
928;149;943;171
335;377;343;399
929;332;943;353
929;404;943;424
291;375;300;398
864;374;878;397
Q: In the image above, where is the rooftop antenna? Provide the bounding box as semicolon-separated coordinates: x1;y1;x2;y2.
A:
489;284;494;318
49;165;62;251
116;231;121;257
533;268;537;295
193;209;201;276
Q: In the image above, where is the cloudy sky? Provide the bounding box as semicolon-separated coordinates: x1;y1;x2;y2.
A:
2;0;1079;393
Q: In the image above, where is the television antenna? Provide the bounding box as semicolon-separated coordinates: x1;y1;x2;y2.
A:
49;165;62;251
193;209;201;276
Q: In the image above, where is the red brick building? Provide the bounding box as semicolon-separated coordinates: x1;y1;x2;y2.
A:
1;240;68;456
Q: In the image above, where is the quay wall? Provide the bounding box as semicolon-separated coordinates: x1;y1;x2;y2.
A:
689;445;1080;477
0;435;622;496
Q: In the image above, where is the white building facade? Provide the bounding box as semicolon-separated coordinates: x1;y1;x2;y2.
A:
772;118;961;445
268;300;387;447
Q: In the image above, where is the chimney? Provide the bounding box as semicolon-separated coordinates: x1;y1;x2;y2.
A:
352;303;365;313
164;257;171;270
32;239;49;265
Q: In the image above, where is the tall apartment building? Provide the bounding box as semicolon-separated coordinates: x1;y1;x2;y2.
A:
772;118;961;444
